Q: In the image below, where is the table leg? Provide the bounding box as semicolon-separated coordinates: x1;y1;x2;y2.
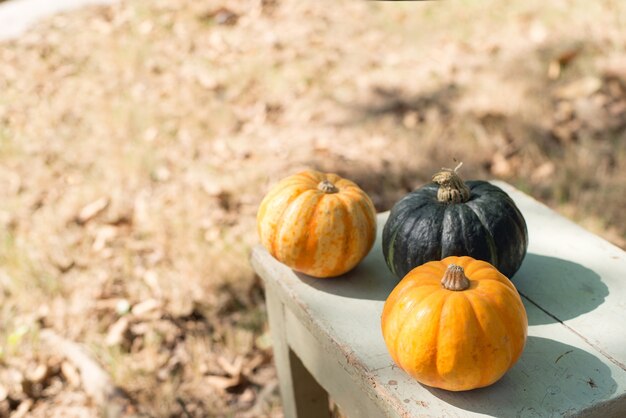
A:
265;285;332;418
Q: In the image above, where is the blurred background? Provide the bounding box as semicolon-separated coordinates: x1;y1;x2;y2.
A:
0;0;624;416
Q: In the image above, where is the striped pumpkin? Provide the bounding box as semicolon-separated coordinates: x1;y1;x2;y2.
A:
257;170;377;278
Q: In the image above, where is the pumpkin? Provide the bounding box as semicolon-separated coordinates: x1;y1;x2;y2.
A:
257;170;376;278
382;164;528;280
381;256;527;391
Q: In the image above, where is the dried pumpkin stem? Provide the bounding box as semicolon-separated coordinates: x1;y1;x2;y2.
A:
318;180;339;194
432;162;470;204
441;264;470;291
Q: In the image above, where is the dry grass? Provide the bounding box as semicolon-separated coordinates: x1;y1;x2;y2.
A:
0;0;625;416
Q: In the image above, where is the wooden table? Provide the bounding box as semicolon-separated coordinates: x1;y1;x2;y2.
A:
250;182;626;418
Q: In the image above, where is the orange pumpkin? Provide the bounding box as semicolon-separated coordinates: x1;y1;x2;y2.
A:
381;256;527;391
257;170;376;278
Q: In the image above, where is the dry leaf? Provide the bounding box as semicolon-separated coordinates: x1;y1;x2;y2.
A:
554;77;602;100
12;399;33;418
556;47;581;66
76;197;110;225
205;8;239;26
402;111;419;128
94;298;124;311
239;387;255;404
131;299;161;317
205;374;241;391
105;316;130;347
490;152;512;177
548;60;561;80
92;225;117;252
217;355;243;377
129;322;151;336
142;270;163;298
608;101;626;116
528;22;547;44
531;162;556;183
201;180;226;197
152;166;171;182
26;363;49;384
61;361;81;387
47;249;75;273
573;98;605;129
243;353;266;375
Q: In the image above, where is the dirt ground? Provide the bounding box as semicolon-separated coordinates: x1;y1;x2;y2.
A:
0;0;625;416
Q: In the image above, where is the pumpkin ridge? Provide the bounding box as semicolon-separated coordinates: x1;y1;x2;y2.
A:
334;178;359;189
498;196;528;259
384;275;425;312
439;207;449;260
470;283;527;362
393;283;441;309
338;187;367;201
472;273;516;291
406;204;446;276
458;203;498;266
463;293;490;387
268;187;310;257
503;196;529;268
270;178;315;201
274;189;317;264
274;189;318;262
333;194;354;275
401;290;447;378
467;194;526;277
309;194;347;276
468;267;500;282
383;194;435;272
434;292;453;382
464;201;499;267
257;182;305;231
457;207;474;260
461;258;493;274
393;212;424;277
350;192;376;253
465;265;500;280
392;288;444;366
386;226;402;277
404;261;444;282
506;197;528;239
473;278;518;298
345;190;378;240
465;292;510;387
440;205;493;263
476;290;518;379
298;170;324;183
295;192;327;272
460;293;491;388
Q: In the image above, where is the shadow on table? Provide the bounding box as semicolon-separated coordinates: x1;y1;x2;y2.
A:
425;336;618;416
296;241;396;301
296;252;609;315
512;254;609;326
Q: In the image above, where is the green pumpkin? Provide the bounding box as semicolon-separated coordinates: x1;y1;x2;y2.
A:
382;165;528;279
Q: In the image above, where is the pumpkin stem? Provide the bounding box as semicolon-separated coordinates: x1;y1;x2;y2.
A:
432;162;470;204
441;264;470;291
318;180;339;194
